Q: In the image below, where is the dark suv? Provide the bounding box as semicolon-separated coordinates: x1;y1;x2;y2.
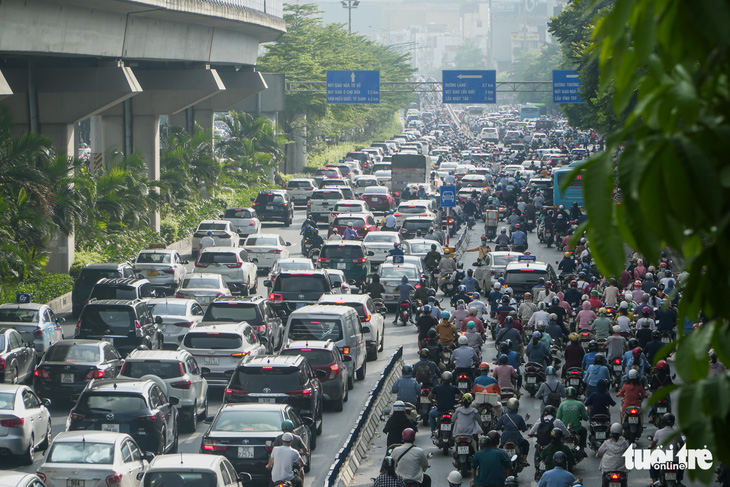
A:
87;277;159;304
74;299;162;356
224;355;325;436
68;378;179;454
201;296;284;352
252;190;294;226
265;271;335;315
316;242;372;289
72;264;135;318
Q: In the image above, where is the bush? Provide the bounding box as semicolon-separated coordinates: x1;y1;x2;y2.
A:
0;274;74;304
69;251;106;279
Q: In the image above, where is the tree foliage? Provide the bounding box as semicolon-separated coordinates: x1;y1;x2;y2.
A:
562;0;730;478
508;42;562;105
453;42;487;70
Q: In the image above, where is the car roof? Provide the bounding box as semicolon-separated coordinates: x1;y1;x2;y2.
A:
50;339;104;348
283;340;337;351
405;239;442;246
380;262;419;270
505;260;549;271
147;298;196;305
52;430;127;444
125;349;190;361
82;263;129;270
94;278;146;287
276;258;312;265
85;378;153;393
0;384;26;394
334;200;365;205
398;200;432;207
321;241;364;247
0;303;43;311
149;453;231;470
402;216;435;222
319;294;370;304
84;299;140;306
188;322;251;334
243;354;303;367
210;295;264;304
246;234;281;240
198;247;241;253
199;219;231;225
332;212;371;219
290;304;358;316
138;249;175;254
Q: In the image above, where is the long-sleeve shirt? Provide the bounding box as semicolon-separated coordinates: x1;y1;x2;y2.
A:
617;382;647;412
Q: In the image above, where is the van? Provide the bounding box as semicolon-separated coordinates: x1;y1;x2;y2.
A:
283;305;367;381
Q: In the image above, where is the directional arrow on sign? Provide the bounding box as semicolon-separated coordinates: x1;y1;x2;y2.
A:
566;74;580;79
350;72;356;83
457;74;483;79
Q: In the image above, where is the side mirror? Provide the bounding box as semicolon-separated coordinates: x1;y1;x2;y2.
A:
143;451;155;462
238;472;252;482
277;310;288;319
301;415;314;426
361;326;371;334
219;214;224;219
263;280;272;287
315;369;328;381
169;396;180;406
367;251;375;256
383;406;392;415
182;260;189;265
42;398;51;408
137;472;144;481
56;317;65;324
472;262;481;267
525;413;530;420
155;316;163;325
286;242;292;246
155;290;166;298
342;355;353;362
204;416;215;424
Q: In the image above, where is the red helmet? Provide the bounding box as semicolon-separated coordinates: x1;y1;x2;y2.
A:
515;223;521;229
634;280;642;289
545;281;552;290
402;428;416;442
656;360;668;370
633;347;642;356
570;280;578;287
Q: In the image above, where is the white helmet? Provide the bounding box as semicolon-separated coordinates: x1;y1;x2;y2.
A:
613;325;621;334
494;282;501;290
458;335;468;346
610;423;623;435
393;400;406;412
447;470;463;484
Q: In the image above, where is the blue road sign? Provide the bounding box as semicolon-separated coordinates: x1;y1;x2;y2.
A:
16;293;31;304
442;70;496;104
440;186;457;207
326;70;380;104
553;70;583;104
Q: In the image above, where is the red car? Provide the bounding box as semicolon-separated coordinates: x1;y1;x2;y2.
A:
360;186;395;212
327;213;379;239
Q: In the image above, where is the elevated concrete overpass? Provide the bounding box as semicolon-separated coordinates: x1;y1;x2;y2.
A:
0;0;286;273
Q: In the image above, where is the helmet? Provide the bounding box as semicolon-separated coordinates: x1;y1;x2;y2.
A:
473;292;480;299
441;371;453;382
502;296;511;304
652;330;661;339
610;422;623;435
545;366;556;376
468;307;477;315
382;457;395;469
447;470;463;484
656;360;668;370
481;235;487;241
419;349;430;358
428;328;437;338
570;280;578;287
628;369;639;380
281;432;294;442
662;413;676;427
537;321;546;331
552;296;560;305
588;340;598;351
524;292;532;299
206;230;213;236
467;321;476;330
458;335;468;346
565;386;577;398
281;420;294;431
564;252;571;257
578;272;586;279
543;405;557;417
642;309;651;318
557;214;565;219
594;353;605;365
551;428;564;441
389;209;395;214
634;280;642;289
458;285;467;293
393;400;406;412
619;301;629;310
462;393;473;404
633;347;642;356
613;325;621;334
628;338;639;349
441;311;451;320
501;227;507;234
650;287;658;296
487;430;501;446
505;316;514;326
428;288;437;296
402;428;416;442
549;313;558;321
569;333;579;342
539;277;545;284
347;222;353;227
494;282;502;290
514;223;521;230
423;304;432;315
479;362;490;371
506;398;519;411
393;242;399;248
538;302;546;310
532;331;542;339
559;204;565;210
591;290;599;296
403;364;412;376
499;354;508;364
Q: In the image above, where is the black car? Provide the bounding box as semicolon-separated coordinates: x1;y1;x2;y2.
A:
74;299;162;356
68;378;179;454
72;264;136;318
201;403;313;480
201;296;284;353
252;190;294;226
0;328;35;384
34;339;122;402
223;355;325;436
400;217;444;244
265;271;335;315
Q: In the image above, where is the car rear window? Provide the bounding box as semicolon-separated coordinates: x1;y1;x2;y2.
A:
235;367;303;391
89;285;138;301
224;209;254;218
144;472;217;487
212;409;283;432
363;187;387;194
136;253;171;264
335;204;363;212
76;269;123;285
197;222;228;231
122;360;183;379
46;343;100;363
183;332;243;349
399;205;428;214
78;393;147;413
254;193;284;204
0;392;15;409
150;302;188;315
47;442;114;464
275;262;314;272
355;179;377;187
320;246;364;260
287;181;314;189
403;220;434;231
274;275;329;293
408;242;439;254
311;191;343;200
245;237;279;246
280;348;335;365
182;277;221;289
333;218;366;227
504;269;548;286
320;302;366;320
80;306;134;334
204;303;261;323
0;309;38;323
288;318;343;342
197;252;238;265
363;233;397;243
380;267;419;280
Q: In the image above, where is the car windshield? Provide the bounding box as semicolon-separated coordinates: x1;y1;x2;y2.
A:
136;253;171;264
224;209;254;218
288;319;343;342
183;332;243;350
504;270;548;286
355;179;377;187
150;302;188;316
47;442;115;464
89;285;138;301
408;242;439;253
182;277;221;289
0;392;14;409
122;361;183;379
46;344;100;363
204;304;260;323
197;223;228;231
274;276;328;293
333;218;366;227
402;220;433;231
335;204;362;212
380;267;419;280
364;234;397;243
320;246;364;260
0;309;37;323
197;252;238;265
144;472;218;487
280;348;335;366
77;393;147;413
80;306;133;334
319;301;367;320
246;237;279;247
213;409;283;432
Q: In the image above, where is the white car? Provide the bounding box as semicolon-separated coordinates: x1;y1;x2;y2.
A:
374;170;392;184
353;175;380;196
147;298;205;349
329;199;370;224
191;220;239;258
193;247;258;296
132;248;188;295
479;127;500;142
402;238;443;260
394;200;437;228
220;207;261;238
285;178;317;205
141;453;243;487
379;263;422;304
0;384;52;465
318;294;385;360
37;431;152;487
242;234;291;271
175;273;232;306
119;349;209;432
0;303;64;360
362;231;402;265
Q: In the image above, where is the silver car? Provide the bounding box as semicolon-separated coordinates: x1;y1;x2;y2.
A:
379;263;421;305
0;384;52;465
147;298;205;349
175;274;232;307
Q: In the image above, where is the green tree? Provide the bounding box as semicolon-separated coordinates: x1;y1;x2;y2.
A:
453;42;487;70
562;0;730;478
508;42;562;106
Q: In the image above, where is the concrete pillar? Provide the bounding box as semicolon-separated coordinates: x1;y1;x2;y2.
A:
167;111;187;130
133;114;161;232
89;115;105;172
195;108;215;131
102;115;125;162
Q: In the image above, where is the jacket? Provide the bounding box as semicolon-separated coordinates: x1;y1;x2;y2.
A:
452;405;483;436
597;437;630;472
435;320;457;346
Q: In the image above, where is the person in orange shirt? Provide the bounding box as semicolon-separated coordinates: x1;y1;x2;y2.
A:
617;369;648;420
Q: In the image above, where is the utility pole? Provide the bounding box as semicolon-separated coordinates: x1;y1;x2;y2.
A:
340;0;361;34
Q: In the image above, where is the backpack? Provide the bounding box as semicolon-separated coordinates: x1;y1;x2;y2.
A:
536;418;555;446
414;361;432;384
545;383;562;409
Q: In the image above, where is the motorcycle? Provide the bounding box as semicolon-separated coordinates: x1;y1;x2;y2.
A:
589;414;611;451
511;243;527;252
417;387;432;426
455;372;472;393
441;275;458;297
485;225;497;240
440;346;453;369
301;235;322;257
452;435;475;477
652;397;672;427
565;425;586;464
398;300;412;326
657;464;681;486
478;403;497;433
623;406;643;444
503;441;527;477
611;358;623;392
433;411;454;455
494;243;510;252
603;471;628;487
579;331;593;351
523;362;545;397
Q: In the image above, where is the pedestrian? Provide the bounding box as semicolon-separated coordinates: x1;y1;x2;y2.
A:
199;230;215;253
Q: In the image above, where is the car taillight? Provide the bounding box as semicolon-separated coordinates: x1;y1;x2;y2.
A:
362;314;371;322
171;380;192;390
163;268;175;274
69;412;85;421
269;249;283;254
174;321;194;329
227;262;243;268
0;418;23;428
85;369;105;380
33;328;43;339
256;325;266;333
137;414;158;422
352;258;366;263
132;268;142;273
34;369;50;379
195;261;209;268
175;293;185;298
329;364;340;380
202;439;228;451
225;388;249;396
0;357;5;370
307;202;311;207
318;258;331;263
288;389;312;396
342;347;350;355
106;474;123;486
269;294;284;301
231;352;247;358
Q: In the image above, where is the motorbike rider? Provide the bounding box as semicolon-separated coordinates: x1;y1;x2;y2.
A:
469;292;488;320
558;252;576;276
496;316;522;353
518;293;538;326
546;314;568;344
435;311;458;347
649;413;684;486
539;451;576;487
585;379;616;420
532;277;546;303
472;362;501;395
437;249;458;287
509;223;528;250
493;354;518;391
596;423;630;487
383;210;397;232
526;331;551;367
372;457;406;487
328;228;343;241
622;347;650;385
471;435;511;487
392;365;421;407
617;369;647;423
488;282;504;318
529;405;570;464
547;296;568;330
366;274;385;301
428;371;462;437
541;429;576;473
266;432;304;487
528;302;550;330
584;353;611;397
423;244;442;282
413;348;441;387
464;321;484;355
643;330;665;365
557;387;588;453
460;308;485;333
553;213;569;240
602;279;621;308
424;227;439;242
452;393;483;453
495;398;530;464
647;360;674;424
465;236;492;261
451;335;480;380
416;305;438;350
564;281;583;309
422;328;443;364
344;221;358;240
273;420;310;458
535;367;565;412
392;428;431;487
389;241;405;257
590;308;613;339
393;276;416;324
495;227;511;249
562;333;585;376
384;400;417;448
581;341;599;370
460;269;480;294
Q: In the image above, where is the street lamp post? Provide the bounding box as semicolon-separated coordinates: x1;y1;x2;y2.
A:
341;0;360;34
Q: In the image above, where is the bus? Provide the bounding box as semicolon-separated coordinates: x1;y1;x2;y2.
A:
520;105;540;119
552;164;584;208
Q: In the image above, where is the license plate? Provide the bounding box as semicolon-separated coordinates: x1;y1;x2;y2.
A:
238;446;254;459
481;414;491;422
457;446;469;454
657;407;667;414
506;449;516;457
61;373;74;383
146;270;159;276
613;365;622;371
204;357;219;366
440;423;451;431
662;337;671;343
665;472;677;480
596;431;606;439
337;263;347;270
258;398;275;403
102;424;119;432
420;397;430;404
611;483;622;487
67;481;85;487
372;197;380;201
629;416;639;423
569;379;579;385
458;382;468;388
266;205;274;210
527;377;536;383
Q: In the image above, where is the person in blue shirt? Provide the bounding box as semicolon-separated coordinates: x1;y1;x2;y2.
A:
581;340;599;370
343;222;358;240
460;269;480;293
388;241;404;256
538;451;576;487
584;379;616;419
391;365;421;406
621;347;650;385
509;223;528;249
583;353;611;397
394;276;415;324
488;283;503;318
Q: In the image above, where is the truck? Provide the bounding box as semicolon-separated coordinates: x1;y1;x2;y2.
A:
390;153;430;198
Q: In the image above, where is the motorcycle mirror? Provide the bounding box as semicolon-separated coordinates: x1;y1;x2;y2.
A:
647;435;653;441
511;454;519;462
525;413;530;420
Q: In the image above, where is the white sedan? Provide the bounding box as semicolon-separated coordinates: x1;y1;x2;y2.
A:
220;207;261;238
37;431;152;487
362;232;402;265
374;170;392;184
191;220;239;258
147;298;205;349
243;234;291;271
174;274;232;306
132;248;188;295
0;384;52;465
329;199;371;224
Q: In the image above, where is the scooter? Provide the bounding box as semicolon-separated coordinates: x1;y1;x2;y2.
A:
452;435;475;477
398;300;412;326
565;425;586;464
478;403;497;433
589;414;611;451
611;358;623;392
523;362;545;397
603;471;628;487
485;225;497;240
652;397;671;427
455;372;472;394
433;411;454;455
417;387;432;426
566;367;585;396
623;407;643;444
503;440;528;477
